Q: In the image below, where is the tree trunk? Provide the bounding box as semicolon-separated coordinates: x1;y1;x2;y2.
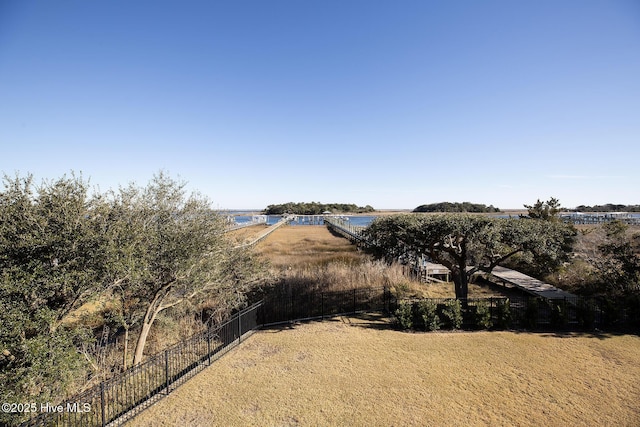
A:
132;281;174;366
133;305;159;366
452;264;469;300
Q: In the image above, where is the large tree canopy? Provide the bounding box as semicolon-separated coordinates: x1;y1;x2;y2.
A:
362;214;575;299
413;202;500;213
263;202;374;215
523;197;562;221
0;174;103;417
101;172;263;365
593;220;640;295
1;172;265;424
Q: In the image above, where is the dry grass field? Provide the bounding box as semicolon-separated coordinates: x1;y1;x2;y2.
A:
252;225;511;298
130;315;640;427
126;224;640;426
227;224;270;245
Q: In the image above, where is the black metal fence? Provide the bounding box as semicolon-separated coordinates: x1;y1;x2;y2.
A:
258;286;393;326
18;288;391;427
20;302;263;427
17;288;639;426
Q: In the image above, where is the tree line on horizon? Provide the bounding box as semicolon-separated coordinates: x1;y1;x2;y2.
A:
572;204;640;212
263;202;375;215
413;202;500;213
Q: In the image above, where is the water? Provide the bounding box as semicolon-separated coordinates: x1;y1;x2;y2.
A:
228;212;640;227
346;216;376;226
226;213;377;227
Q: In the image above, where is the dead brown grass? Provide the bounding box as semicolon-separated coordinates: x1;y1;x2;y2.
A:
130;316;640;427
254;225;513;298
255;225;358;267
226;224;270;244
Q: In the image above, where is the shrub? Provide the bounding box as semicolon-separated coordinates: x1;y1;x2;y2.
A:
524;298;539;330
442;300;462;330
475;300;493;330
416;300;440;331
626;294;640;331
395;301;413;330
495;298;511;330
576;298;596;329
549;299;568;329
601;297;620;328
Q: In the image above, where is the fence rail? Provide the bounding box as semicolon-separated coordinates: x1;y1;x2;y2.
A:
259;287;393;326
17;287;639;427
234;215;294;249
20;302;262;427
323;216;368;245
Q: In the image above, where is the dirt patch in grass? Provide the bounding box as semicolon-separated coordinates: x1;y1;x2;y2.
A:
130;316;640;427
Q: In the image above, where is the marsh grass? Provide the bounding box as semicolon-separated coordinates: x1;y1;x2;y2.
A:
253;225;513;299
127;225;640;426
254;225;429;296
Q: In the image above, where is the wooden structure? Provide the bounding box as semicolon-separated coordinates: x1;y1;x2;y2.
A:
234;215;294;249
561;212;640;225
289;215;326;225
323;216;367;244
488;266;576;299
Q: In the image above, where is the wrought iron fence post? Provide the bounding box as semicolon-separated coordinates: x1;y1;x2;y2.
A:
290;293;294;322
353;288;357;314
100;382;106;427
207;331;212;365
164;350;170;395
383;287;388;313
238;312;242;344
321;292;324;320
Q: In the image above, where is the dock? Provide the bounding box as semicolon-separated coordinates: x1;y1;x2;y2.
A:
489;266;576;299
561;212;640;225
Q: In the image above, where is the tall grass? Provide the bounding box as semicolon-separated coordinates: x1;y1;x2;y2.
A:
253;225;510;299
254;225;427;296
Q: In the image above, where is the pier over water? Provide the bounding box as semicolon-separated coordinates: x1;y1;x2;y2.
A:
561;212;640;225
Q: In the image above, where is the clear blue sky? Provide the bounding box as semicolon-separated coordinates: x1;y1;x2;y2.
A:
1;1;639;210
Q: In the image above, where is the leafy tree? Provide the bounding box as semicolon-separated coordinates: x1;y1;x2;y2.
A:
0;173;103;424
263;202;374;215
574;204;640;212
413;202;500;213
593;220;640;295
363;214;574;300
524;197;562;221
0;171;266;425
101;172;263;366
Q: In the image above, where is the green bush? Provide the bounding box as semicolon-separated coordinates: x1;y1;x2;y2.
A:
442;299;463;329
495;298;511;329
475;300;493;329
601;297;620;328
576;298;596;329
416;300;440;331
549;299;568;329
395;301;413;330
524;298;539;330
622;294;640;332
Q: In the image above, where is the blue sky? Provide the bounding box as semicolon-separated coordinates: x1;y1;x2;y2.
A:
1;1;639;210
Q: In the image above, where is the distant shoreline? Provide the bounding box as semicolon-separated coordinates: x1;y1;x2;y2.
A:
223;209;530;216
